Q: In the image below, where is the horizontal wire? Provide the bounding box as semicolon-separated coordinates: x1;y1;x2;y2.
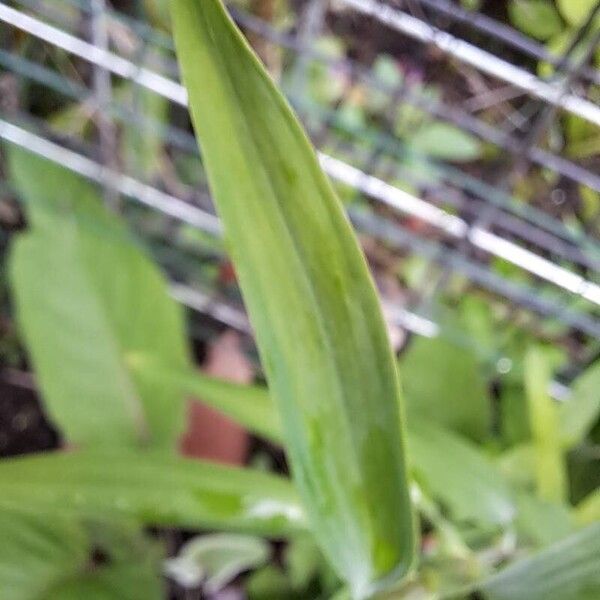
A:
0;118;221;235
415;0;600;86
339;0;600;127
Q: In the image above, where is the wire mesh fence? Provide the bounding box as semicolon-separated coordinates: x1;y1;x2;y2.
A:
1;0;599;389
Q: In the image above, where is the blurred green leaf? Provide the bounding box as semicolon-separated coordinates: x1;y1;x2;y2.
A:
408;417;515;526
559;359;600;448
400;337;491;441
556;0;599;26
576;488;600;525
165;533;270;592
285;535;322;592
0;511;162;600
524;346;567;503
508;0;564;40
247;565;293;600
408;122;482;162
0;451;306;537
171;1;415;596
513;493;574;547
0;510;89;600
479;522;600;600
7;147;189;449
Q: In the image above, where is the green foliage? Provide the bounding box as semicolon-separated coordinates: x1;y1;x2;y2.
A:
524;346;567;503
171;0;415;596
400;337;491;440
408;122;482;162
479;522;600;600
0;451;305;536
559;359;600;447
508;0;564;40
408;417;515;526
0;511;162;600
8;147;190;450
556;0;599;26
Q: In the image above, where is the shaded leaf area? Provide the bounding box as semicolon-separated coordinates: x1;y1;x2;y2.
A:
479;522;600;600
399;337;491;441
7;147;190;450
407;417;515;526
0;509;162;600
0;451;306;537
171;0;414;596
560;359;600;448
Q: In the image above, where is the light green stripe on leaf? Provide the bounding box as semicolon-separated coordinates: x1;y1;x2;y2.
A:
170;1;415;596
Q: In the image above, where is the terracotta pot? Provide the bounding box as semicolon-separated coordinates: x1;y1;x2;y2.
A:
180;331;251;465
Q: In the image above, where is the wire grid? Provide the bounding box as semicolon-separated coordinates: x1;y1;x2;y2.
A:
0;0;599;387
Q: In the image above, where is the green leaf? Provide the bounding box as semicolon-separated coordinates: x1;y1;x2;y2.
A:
576;488;600;525
524;346;567;503
165;533;270;592
559;359;600;448
0;451;306;537
399;337;491;441
513;492;574;547
557;0;599;26
7;147;190;449
0;511;163;600
170;1;415;597
407;417;515;526
0;510;89;600
508;0;564;40
408;122;482;162
479;523;600;600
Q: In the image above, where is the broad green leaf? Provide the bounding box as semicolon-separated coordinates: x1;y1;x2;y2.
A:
479;523;600;600
408;122;482;162
165;533;270;592
524;346;567;503
559;359;600;448
7;147;189;449
0;511;162;600
407;417;515;526
508;0;564;40
0;451;306;537
171;1;415;597
399;337;491;441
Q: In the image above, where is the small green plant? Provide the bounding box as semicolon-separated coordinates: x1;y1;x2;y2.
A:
1;1;600;599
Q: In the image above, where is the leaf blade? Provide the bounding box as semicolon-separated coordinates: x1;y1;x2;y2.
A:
0;452;306;537
7;147;190;449
170;1;415;595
